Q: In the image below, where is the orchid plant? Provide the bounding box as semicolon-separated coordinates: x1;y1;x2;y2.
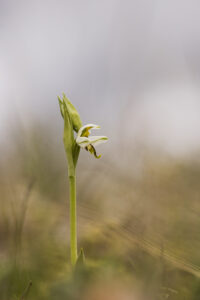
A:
58;93;108;265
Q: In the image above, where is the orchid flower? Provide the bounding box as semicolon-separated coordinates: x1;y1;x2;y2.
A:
58;93;108;266
76;124;108;158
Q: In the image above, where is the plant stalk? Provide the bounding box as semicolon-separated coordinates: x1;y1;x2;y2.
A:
69;174;77;265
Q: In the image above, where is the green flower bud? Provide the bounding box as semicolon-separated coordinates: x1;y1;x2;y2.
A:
62;93;82;132
58;94;83;174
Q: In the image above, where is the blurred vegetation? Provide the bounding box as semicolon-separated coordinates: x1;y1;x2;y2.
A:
0;123;200;300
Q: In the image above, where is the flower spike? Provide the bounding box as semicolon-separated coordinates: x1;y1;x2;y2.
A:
58;94;108;265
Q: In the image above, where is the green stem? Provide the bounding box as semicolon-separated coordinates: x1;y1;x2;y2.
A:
69;175;77;265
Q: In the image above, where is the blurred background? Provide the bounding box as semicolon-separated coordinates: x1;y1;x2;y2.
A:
1;1;200;299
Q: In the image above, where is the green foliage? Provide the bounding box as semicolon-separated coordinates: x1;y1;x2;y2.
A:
1;125;200;299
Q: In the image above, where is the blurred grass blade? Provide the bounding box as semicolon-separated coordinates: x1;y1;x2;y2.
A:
20;281;32;300
76;248;85;267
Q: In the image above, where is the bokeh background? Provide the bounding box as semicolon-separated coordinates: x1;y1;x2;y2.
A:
1;1;200;299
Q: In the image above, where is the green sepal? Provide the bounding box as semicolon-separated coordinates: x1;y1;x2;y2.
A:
58;96;64;118
62;93;82;132
73;142;80;168
62;98;75;176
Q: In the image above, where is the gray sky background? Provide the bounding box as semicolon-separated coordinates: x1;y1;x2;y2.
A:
1;0;200;156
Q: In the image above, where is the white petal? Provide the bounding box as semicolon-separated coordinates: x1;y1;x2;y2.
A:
88;136;108;147
77;124;100;138
76;136;90;148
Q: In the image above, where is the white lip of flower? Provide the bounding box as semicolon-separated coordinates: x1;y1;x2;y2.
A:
76;124;108;158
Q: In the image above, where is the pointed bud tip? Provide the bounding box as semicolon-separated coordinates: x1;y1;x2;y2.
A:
57;95;62;102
